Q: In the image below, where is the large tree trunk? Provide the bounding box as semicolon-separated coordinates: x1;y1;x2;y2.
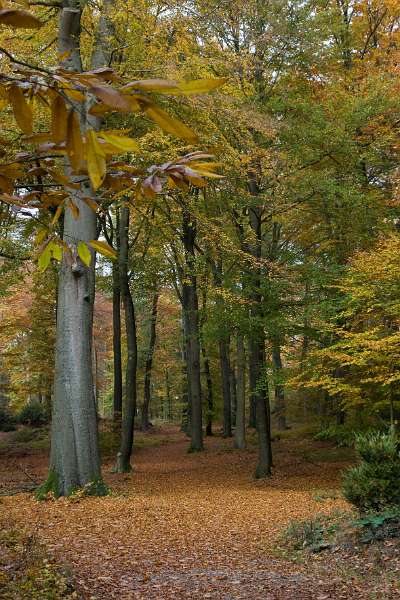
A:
115;206;137;472
43;3;107;497
141;291;159;430
181;207;203;451
112;210;122;423
234;333;246;449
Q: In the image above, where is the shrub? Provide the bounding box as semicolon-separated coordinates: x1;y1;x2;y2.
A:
18;401;48;428
282;517;326;552
314;424;356;447
342;430;400;512
353;507;400;543
0;406;16;431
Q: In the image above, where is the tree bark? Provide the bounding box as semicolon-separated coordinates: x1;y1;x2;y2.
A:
272;343;287;430
180;320;190;435
112;210;122;423
220;338;232;437
141;291;159;430
44;3;107;497
201;344;214;436
115;206;137;472
234;333;246;449
248;180;272;478
181;206;203;451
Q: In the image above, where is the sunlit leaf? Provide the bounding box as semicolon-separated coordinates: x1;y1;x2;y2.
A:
66;111;84;172
144;105;198;143
77;241;92;266
86;130;106;191
8;85;33;134
98;132;139;153
89;239;117;260
0;9;42;28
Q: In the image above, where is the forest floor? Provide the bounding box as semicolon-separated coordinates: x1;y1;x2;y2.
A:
0;426;399;599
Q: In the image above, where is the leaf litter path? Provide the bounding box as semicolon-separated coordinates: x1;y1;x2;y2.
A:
2;431;368;599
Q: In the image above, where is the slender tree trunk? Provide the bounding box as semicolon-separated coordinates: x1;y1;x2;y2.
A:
165;369;171;420
112;211;122;422
234;333;246;449
44;4;107;497
116;206;137;472
211;260;232;437
220;338;232;437
180;321;190;435
201;344;214;436
272;343;286;430
141;291;159;430
248;182;272;478
181;207;203;451
248;359;257;428
230;356;237;428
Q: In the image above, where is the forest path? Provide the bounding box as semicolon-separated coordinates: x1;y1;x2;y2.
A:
2;429;365;599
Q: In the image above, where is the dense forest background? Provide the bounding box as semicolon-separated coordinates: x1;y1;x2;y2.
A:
0;0;399;482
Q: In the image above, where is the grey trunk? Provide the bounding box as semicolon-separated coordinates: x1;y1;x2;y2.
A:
116;206;137;472
141;291;159;430
234;333;246;449
45;4;108;497
181;207;203;451
272;343;286;430
112;212;122;422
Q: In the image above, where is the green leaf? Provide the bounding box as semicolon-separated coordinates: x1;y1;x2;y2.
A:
38;243;52;271
77;241;92;267
51;243;62;262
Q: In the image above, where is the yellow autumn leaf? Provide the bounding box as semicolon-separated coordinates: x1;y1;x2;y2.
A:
0;9;42;28
176;78;228;94
89;239;117;260
98;132;139;153
8;85;33;134
51;95;68;143
86;130;106;191
144;105;198;143
66;111;84;172
77;241;92;267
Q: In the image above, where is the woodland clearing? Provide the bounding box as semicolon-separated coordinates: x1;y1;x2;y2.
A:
1;427;398;599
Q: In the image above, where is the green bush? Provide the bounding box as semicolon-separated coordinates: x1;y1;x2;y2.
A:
342;431;400;512
0;406;16;431
18;401;48;428
353;507;400;543
314;424;356;447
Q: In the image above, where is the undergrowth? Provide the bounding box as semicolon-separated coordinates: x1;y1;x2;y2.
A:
0;507;78;599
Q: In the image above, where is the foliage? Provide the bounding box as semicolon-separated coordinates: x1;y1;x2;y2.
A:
18;401;49;428
0;515;76;600
353;507;400;544
293;236;400;417
342;431;400;512
314;425;357;447
282;516;328;553
0;406;16;431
